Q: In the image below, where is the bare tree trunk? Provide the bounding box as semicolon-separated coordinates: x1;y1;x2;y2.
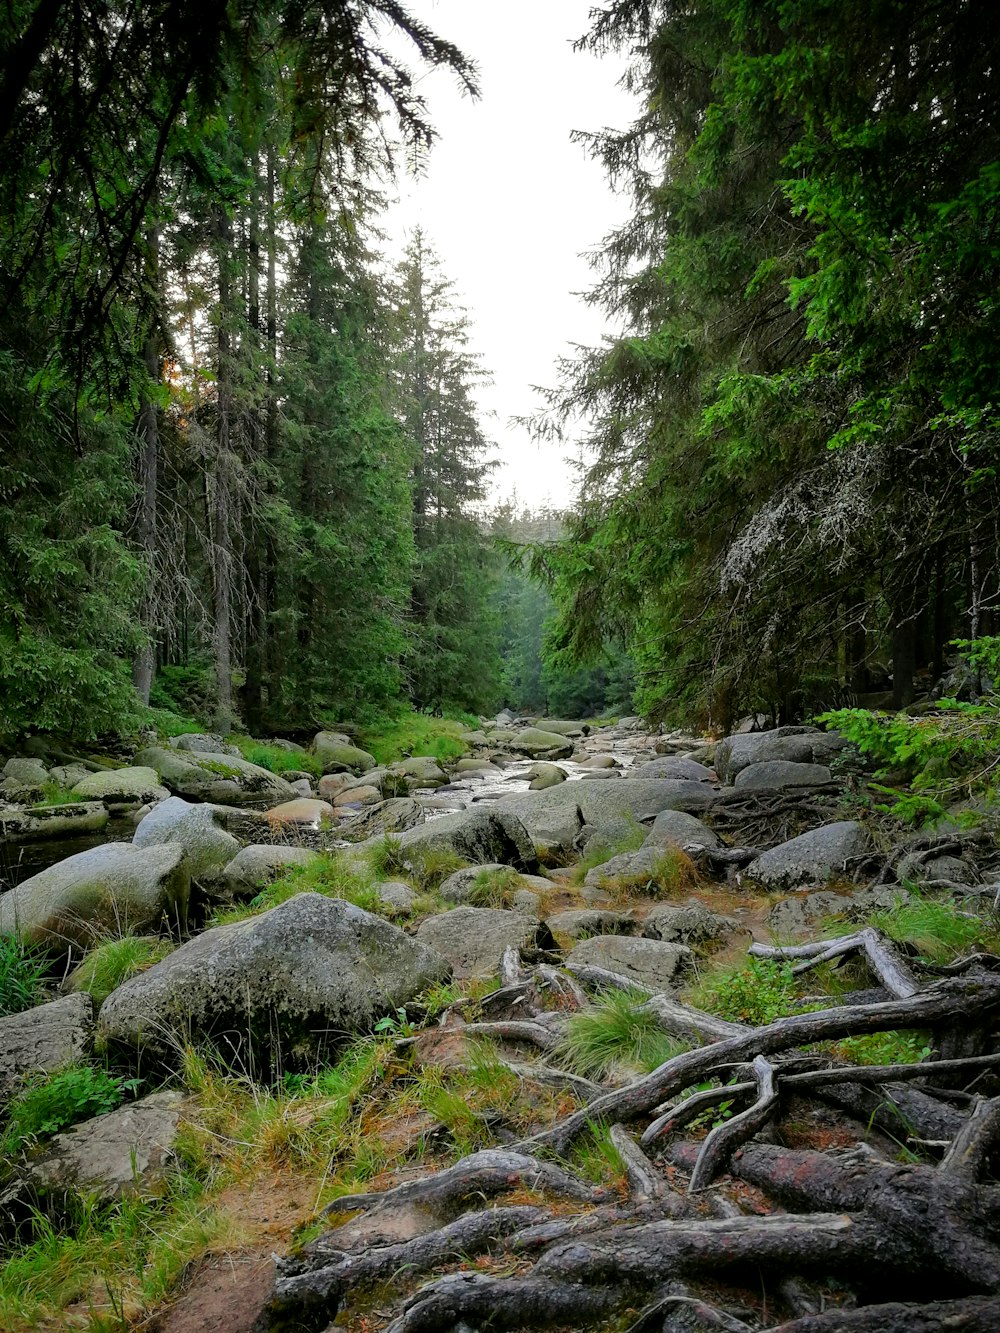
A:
133;228;161;705
213;204;235;730
243;168;265;734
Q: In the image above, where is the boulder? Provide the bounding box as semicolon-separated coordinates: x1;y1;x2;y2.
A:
566;936;693;990
132;796;240;881
0;843;189;947
527;763;567;791
508;728;574;760
264;798;336;830
547;909;636;940
1;757;49;802
714;727;845;785
170;732;242;757
71;766;167;805
29;1090;185;1201
339;798;426;840
377;881;417;913
498;779;716;847
312;734;377;775
0;801;108;844
438;863;511;904
580;770;621;780
0;994;94;1097
48;763;93;789
628;757;714;783
455;759;502;775
494;710;517;728
134;747;298;808
98;894;450;1062
733;760;833;790
533;719;589;738
579;755;619;769
644;808;721;851
288;779;314;798
219;845;321;899
350;807;538;875
318;773;352;801
583;845;665;889
415;908;548;980
767;891;855;935
334;784;381;807
747;821;870;889
895;851;974;887
642;903;741;946
391;757;448;787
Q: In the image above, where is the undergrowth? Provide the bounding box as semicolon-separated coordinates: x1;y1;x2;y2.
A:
559;990;687;1078
0;933;49;1017
1;1064;138;1156
570;822;647;885
359;709;476;766
686;958;801;1026
229;735;322;778
68;935;175;1009
467;866;523;909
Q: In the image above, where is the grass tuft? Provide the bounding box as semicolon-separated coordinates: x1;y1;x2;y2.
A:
0;933;49;1017
865;893;999;962
229;735;322;778
467;866;523;909
358;708;476;766
68;935;174;1008
559;990;687;1078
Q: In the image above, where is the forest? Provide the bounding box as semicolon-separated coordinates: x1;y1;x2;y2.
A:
3;2;1000;1332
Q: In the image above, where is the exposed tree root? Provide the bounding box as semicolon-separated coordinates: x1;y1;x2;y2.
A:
768;1295;1000;1332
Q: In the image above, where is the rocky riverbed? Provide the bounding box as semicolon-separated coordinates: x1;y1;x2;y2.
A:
3;715;1000;1331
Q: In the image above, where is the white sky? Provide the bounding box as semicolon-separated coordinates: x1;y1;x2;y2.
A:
382;0;637;511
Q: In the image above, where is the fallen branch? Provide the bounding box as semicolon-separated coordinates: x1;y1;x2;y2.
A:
750;928;920;999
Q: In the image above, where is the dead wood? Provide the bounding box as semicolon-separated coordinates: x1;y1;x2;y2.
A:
687;1055;778;1191
320;1148;604;1218
608;1122;666;1201
383;1274;621;1332
750;928;920;998
768;1294;1000;1331
940;1094;1000;1180
519;976;1000;1155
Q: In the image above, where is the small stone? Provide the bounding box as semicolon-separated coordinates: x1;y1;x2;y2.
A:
0;994;94;1097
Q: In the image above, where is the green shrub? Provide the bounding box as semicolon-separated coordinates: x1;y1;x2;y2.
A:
229;736;322;778
689;958;799;1026
68;936;174;1008
0;934;48;1017
359;709;473;766
2;1065;136;1155
35;780;86;806
833;1031;932;1066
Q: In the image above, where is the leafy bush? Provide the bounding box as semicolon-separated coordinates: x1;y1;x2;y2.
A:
68;935;174;1008
2;1065;136;1154
690;958;799;1026
148;662;215;720
0;934;48;1017
833;1031;931;1066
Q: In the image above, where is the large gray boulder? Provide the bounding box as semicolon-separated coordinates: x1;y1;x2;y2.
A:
584;845;665;890
170;732;241;757
312;733;377;775
132;796;240;881
508;728;574;760
438;863;510;904
644;809;721;851
219;845;321;899
415;907;547;979
642;903;741;946
71;766;166;805
1;757;49;802
748;821;870;889
532;719;589;738
527;763;567;791
390;757;448;788
733;761;832;790
28;1090;185;1201
714;727;847;785
547;909;636;940
0;843;189;947
340;798;426;840
628;757;714;783
498;779;717;847
349;807;538;875
0;994;94;1096
135;747;297;808
98;894;450;1060
566;936;693;990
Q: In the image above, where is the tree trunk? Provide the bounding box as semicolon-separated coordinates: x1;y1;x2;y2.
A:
132;227;161;705
213;204;235;730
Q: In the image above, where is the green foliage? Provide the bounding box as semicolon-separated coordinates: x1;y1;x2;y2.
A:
0;935;49;1018
149;664;215;722
229;736;321;778
865;895;998;963
820;704;1000;819
559;990;687;1078
466;866;524;910
68;936;174;1009
834;1032;932;1068
360;708;474;766
570;822;647;885
208;853;387;926
35;781;86;807
690;959;799;1027
2;1065;135;1155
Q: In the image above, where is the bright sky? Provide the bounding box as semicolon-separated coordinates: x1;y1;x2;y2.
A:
382;0;637;511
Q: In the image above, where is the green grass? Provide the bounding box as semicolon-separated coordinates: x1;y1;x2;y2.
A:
68;935;174;1009
35;780;86;806
467;866;524;909
833;1030;932;1066
358;708;476;766
207;852;389;926
143;704;203;739
0;934;49;1017
1;1064;136;1156
864;893;999;963
229;735;322;778
559;990;687;1078
366;835;406;879
403;845;469;892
